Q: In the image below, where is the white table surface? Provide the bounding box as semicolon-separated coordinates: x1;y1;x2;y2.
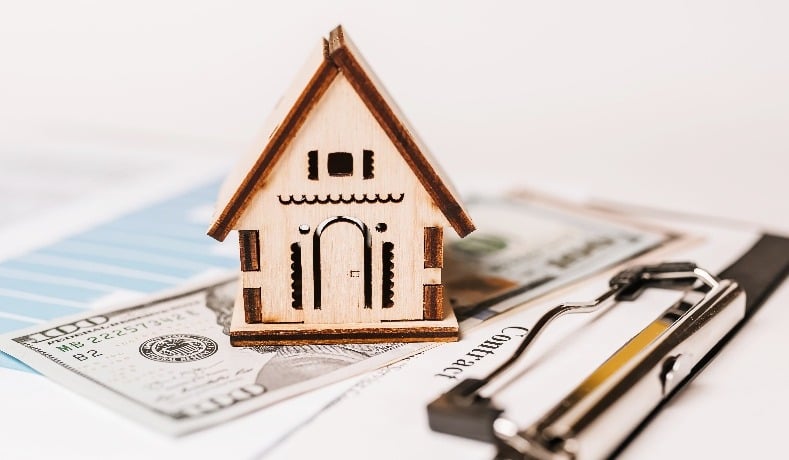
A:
1;1;787;458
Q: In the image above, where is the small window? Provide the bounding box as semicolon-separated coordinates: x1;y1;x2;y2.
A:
239;230;260;272
363;150;374;179
243;287;262;323
308;150;318;180
424;227;443;268
290;243;303;309
382;242;394;308
327;152;353;176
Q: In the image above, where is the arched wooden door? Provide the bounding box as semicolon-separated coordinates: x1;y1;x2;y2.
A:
313;216;371;323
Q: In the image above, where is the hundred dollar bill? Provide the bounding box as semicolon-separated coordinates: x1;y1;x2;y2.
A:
0;193;676;435
445;194;676;325
0;276;414;435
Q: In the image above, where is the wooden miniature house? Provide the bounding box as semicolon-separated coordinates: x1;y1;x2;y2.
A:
207;26;475;345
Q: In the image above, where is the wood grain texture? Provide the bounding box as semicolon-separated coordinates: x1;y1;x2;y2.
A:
230;330;458;346
238;230;260;271
208;25;475;242
229;292;459;345
208;39;339;241
423;284;444;320
243;287;263;323
424;226;443;268
235;73;446;325
327;25;475;238
211;25;473;344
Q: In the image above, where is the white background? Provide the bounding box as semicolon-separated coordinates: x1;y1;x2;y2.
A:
1;1;787;229
1;1;787;459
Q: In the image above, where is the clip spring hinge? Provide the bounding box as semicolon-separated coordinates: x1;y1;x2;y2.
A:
427;262;745;459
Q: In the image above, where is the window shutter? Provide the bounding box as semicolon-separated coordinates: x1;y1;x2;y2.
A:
239;230;260;272
308;150;318;180
424;227;443;268
423;284;444;320
382;242;394;308
290;243;303;309
243;287;262;323
363;149;374;179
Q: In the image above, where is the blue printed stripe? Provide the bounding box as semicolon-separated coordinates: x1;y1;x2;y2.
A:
101;220;210;242
0;260;176;292
0;277;107;303
0;296;85;320
45;242;215;270
68;234;234;266
74;229;215;253
0;318;38;372
0;315;37;333
0;179;229;372
0;353;34;373
32;249;203;279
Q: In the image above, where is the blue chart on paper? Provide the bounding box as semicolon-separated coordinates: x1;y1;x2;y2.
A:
0;180;237;372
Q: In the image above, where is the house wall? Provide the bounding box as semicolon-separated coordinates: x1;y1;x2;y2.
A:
235;73;448;324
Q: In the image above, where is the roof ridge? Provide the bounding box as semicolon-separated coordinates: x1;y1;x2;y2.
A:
207;25;474;241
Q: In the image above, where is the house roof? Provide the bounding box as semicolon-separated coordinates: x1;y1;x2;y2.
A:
207;25;475;241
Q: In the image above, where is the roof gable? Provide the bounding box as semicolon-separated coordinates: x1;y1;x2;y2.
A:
208;26;475;241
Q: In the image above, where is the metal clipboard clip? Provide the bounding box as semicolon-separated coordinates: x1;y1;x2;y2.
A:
427;262;746;459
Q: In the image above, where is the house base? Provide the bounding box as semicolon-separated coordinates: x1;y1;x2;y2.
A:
228;296;460;346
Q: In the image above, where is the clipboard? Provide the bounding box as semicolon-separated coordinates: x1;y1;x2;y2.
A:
428;234;789;459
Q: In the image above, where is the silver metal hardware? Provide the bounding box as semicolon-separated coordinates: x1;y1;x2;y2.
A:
427;262;746;460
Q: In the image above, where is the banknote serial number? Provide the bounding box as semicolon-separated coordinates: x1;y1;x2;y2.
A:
19;311;202;363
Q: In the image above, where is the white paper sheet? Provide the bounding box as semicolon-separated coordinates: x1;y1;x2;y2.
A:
261;217;762;460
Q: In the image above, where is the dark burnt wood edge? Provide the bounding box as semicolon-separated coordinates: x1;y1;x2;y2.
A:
423;284;444;320
207;39;340;241
424;226;444;268
239;230;260;271
209;26;477;241
231;337;458;346
328;27;475;238
230;326;459;346
242;287;263;323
